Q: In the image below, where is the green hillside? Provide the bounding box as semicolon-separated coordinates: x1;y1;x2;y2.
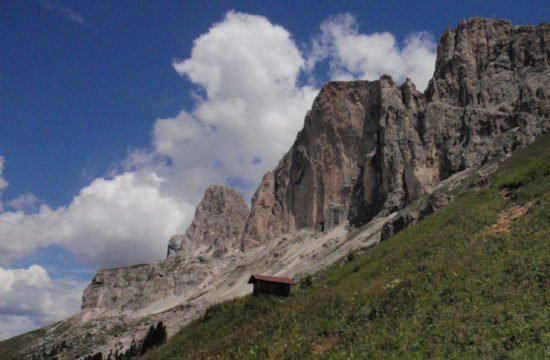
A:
144;134;550;360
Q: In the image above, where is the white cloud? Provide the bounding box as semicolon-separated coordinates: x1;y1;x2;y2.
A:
0;265;86;340
0;172;194;268
6;193;40;213
156;11;318;202
308;13;436;90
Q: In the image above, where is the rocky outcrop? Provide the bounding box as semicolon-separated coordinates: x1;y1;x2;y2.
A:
380;211;419;242
81;254;211;312
243;18;549;248
427;18;550;109
168;185;249;258
380;192;454;241
419;192;454;219
242;81;390;249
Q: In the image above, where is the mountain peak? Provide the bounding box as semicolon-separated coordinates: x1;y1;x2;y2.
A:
167;185;249;258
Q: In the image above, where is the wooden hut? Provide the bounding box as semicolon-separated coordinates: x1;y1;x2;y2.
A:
248;274;296;297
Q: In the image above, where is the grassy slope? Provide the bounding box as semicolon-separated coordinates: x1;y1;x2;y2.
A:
144;134;550;360
0;327;47;360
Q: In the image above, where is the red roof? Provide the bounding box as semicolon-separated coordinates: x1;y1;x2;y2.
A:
248;274;296;285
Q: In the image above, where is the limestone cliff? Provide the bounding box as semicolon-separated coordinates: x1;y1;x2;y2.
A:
241;79;430;249
242;18;549;248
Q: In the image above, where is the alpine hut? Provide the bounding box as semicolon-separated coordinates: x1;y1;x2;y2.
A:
248;274;296;297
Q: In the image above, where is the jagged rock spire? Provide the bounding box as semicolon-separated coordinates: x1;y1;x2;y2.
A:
168;185;249;258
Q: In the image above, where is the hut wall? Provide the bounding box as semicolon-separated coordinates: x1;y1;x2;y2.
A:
253;280;290;297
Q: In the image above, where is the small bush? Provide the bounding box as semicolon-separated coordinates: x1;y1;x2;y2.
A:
300;275;313;289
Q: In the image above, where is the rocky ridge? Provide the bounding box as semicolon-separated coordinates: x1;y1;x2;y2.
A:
5;18;549;360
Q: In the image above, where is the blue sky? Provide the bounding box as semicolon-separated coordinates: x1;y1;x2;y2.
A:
0;0;548;340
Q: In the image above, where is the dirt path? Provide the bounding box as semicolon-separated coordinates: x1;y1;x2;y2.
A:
481;189;530;236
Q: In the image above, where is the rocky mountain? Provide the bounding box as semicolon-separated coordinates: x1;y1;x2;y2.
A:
243;17;549;248
2;17;548;360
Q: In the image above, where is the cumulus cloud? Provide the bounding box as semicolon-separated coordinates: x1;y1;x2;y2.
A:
160;11;318;202
308;13;436;90
0;172;194;268
0;265;86;339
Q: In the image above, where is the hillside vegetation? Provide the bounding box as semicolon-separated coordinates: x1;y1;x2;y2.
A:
144;134;550;360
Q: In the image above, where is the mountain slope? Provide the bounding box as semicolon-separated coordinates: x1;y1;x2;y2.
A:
144;134;550;359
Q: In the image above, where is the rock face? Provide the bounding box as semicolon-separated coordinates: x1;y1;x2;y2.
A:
81;255;210;312
242;81;391;248
168;185;249;258
242;78;432;249
242;18;549;248
424;18;550;178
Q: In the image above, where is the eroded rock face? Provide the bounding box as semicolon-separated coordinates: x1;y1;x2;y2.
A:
243;81;378;249
427;18;550;110
424;18;550;178
241;78;433;249
168;185;249;258
243;18;549;247
81;255;210;312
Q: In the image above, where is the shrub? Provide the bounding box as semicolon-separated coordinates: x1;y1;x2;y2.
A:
300;275;313;289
